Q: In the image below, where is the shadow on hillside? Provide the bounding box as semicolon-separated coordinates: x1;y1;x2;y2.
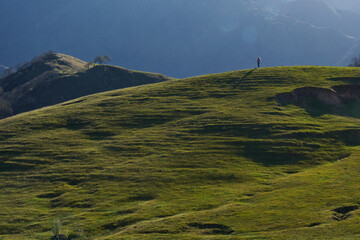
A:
231;68;256;89
191;123;352;166
278;97;360;118
328;77;360;84
303;101;360;118
237;133;351;166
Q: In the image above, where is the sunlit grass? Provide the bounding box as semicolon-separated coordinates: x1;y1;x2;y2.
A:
1;66;360;239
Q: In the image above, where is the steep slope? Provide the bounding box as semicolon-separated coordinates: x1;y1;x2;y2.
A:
1;66;360;239
0;52;172;118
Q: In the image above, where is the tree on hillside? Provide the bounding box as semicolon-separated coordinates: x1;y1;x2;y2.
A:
51;218;66;240
93;55;112;65
86;55;112;69
348;55;360;67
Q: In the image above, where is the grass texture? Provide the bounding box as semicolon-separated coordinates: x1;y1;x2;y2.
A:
0;66;360;239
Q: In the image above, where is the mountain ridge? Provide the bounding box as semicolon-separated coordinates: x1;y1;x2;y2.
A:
0;52;172;118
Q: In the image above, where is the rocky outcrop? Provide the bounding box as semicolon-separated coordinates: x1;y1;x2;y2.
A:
331;85;360;100
276;85;360;107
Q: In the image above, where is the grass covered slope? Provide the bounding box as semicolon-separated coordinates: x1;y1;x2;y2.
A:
1;66;360;239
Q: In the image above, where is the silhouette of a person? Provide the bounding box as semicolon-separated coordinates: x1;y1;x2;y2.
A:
257;57;262;68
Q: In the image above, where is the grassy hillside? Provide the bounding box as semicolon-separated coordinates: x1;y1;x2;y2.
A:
0;52;171;118
1;66;360;239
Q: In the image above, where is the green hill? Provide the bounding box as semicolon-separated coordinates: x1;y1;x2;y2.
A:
0;52;172;118
1;66;360;239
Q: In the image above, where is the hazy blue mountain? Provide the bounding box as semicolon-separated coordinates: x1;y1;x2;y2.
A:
0;65;8;77
0;0;359;77
326;0;360;13
282;0;360;37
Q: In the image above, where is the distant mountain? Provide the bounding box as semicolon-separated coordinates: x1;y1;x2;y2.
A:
326;0;360;13
281;0;360;38
0;52;172;118
0;65;7;77
0;0;359;77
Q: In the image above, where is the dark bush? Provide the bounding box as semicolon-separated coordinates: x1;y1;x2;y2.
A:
50;234;67;240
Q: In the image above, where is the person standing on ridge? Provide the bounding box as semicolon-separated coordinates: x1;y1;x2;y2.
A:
257;57;262;68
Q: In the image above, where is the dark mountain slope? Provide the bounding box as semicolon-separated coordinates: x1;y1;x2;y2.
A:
0;52;172;118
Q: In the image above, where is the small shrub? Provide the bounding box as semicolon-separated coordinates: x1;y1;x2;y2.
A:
93;55;112;65
50;234;67;240
52;218;62;236
51;218;65;240
348;55;360;67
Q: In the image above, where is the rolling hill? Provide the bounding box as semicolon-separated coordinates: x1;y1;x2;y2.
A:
1;66;360;239
0;52;172;119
